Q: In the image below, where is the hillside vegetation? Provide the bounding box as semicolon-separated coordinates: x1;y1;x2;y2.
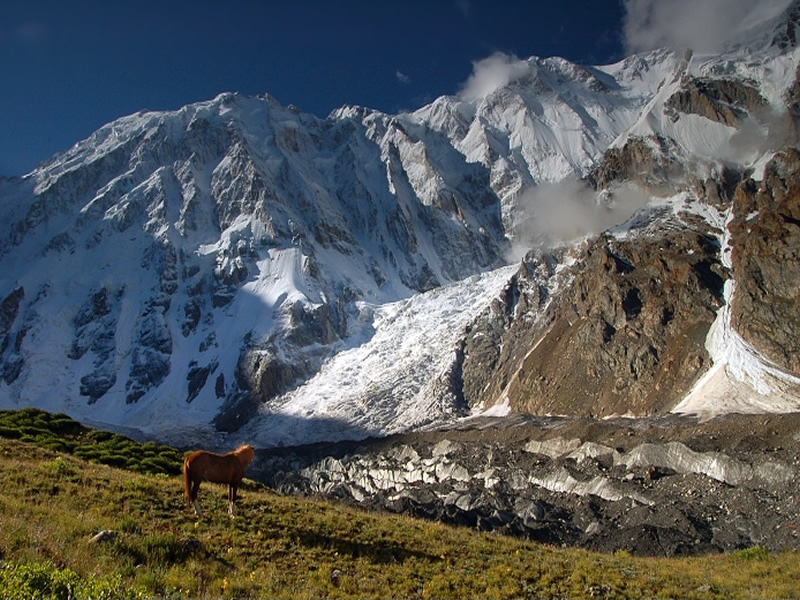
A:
0;408;798;599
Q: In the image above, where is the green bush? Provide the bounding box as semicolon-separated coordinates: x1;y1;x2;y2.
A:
0;562;143;600
733;545;771;560
0;408;184;477
39;456;76;477
0;425;21;439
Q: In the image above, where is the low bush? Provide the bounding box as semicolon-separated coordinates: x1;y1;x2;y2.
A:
0;408;183;476
0;562;144;600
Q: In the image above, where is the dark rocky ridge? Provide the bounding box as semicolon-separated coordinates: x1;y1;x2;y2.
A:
251;412;800;557
452;147;800;421
0;287;25;385
729;149;800;374
665;76;767;127
511;229;724;417
453;209;727;420
587;136;683;193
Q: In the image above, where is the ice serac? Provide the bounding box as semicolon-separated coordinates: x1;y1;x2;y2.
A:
1;2;800;444
253;413;800;555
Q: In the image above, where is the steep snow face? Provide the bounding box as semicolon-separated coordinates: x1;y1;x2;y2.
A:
616;33;800;178
0;90;514;442
409;51;678;215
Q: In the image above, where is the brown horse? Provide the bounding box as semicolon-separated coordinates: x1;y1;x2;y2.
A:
183;444;256;518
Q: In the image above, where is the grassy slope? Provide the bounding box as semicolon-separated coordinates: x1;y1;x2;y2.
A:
0;409;798;599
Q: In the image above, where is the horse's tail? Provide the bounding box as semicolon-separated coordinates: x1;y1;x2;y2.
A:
182;455;192;510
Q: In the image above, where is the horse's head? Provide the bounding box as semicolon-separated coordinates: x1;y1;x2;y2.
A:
236;444;256;467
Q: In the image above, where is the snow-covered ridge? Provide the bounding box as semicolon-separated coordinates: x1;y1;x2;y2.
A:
1;9;800;446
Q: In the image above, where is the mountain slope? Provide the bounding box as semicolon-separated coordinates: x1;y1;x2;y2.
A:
4;420;799;598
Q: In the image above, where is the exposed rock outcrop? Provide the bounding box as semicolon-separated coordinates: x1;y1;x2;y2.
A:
665;77;767;127
0;287;24;355
728;150;800;374
457;250;569;412
587;136;682;192
458;207;727;419
69;287;122;403
515;232;723;417
0;287;25;385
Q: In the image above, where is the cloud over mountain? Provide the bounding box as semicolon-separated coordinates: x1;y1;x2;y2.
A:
623;0;793;54
458;52;530;100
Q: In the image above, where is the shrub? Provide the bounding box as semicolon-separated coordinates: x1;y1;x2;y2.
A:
0;561;143;600
39;456;76;477
0;408;184;477
733;545;770;560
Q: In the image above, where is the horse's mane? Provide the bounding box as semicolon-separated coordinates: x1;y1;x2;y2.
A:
233;443;255;465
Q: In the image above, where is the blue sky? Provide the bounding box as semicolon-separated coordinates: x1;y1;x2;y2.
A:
0;1;630;176
1;0;791;177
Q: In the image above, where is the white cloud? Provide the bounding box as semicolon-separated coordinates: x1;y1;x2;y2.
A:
507;179;649;260
396;70;411;84
458;52;530;101
623;0;794;54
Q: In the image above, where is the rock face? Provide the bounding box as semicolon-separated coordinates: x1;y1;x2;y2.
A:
665;76;767;127
69;287;122;403
729;150;800;374
455;205;728;419
587;136;681;193
510;231;724;417
252;412;800;556
0;287;25;385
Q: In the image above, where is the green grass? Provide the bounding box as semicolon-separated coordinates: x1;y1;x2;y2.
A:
0;408;799;599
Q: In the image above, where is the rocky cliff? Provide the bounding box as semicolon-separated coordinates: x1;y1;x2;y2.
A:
729;149;800;374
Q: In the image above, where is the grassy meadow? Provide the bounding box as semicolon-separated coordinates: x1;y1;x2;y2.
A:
0;407;798;599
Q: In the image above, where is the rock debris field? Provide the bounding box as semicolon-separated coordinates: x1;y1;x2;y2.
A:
251;412;800;556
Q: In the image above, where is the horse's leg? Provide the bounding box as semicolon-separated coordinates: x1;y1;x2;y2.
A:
191;480;203;517
228;483;239;518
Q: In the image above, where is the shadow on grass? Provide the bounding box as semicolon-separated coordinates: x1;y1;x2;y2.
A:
291;526;441;565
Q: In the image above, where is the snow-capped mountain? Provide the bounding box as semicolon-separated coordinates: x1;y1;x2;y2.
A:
1;2;799;448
